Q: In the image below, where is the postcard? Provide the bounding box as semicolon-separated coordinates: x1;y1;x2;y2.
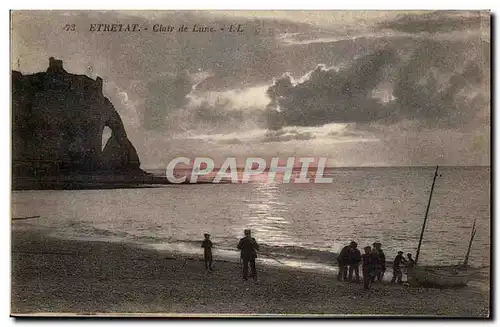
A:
10;10;491;317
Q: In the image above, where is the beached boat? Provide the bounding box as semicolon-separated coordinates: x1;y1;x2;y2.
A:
408;264;480;287
410;166;480;288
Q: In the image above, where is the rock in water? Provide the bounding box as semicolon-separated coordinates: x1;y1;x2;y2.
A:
12;57;143;180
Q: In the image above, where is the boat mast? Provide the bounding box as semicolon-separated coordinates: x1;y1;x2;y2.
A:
463;218;477;266
415;165;439;265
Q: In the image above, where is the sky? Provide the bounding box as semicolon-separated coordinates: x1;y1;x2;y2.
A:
11;10;490;168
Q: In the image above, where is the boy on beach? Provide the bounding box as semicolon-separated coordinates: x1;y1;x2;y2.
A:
201;233;213;271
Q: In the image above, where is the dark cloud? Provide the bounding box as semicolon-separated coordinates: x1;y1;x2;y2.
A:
264;37;489;130
390;39;489;127
378;11;487;33
265;49;397;129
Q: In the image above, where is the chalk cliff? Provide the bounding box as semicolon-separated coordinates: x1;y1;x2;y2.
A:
12;57;143;180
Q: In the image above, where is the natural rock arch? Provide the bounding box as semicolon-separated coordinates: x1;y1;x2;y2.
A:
12;57;142;177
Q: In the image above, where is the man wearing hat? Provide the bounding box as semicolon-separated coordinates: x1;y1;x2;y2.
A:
237;229;260;280
391;251;408;284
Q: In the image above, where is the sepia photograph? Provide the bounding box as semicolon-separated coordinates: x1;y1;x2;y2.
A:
9;9;491;317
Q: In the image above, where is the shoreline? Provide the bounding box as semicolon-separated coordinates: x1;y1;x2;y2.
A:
11;229;490;317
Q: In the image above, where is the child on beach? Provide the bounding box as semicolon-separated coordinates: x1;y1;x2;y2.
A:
201;233;213;271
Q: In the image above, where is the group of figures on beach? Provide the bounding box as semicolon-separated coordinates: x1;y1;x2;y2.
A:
201;230;416;288
337;241;415;289
201;229;260;281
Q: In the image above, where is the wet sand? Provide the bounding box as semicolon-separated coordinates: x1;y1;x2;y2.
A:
11;230;490;317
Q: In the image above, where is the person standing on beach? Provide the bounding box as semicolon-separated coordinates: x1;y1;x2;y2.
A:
391;251;407;284
348;242;361;282
201;233;213;271
361;246;376;289
406;253;415;268
372;242;386;282
405;253;416;284
237;229;259;280
337;242;352;281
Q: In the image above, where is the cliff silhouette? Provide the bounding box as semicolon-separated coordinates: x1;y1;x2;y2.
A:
12;57;150;190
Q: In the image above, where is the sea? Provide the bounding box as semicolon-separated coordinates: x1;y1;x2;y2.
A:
11;166;490;275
